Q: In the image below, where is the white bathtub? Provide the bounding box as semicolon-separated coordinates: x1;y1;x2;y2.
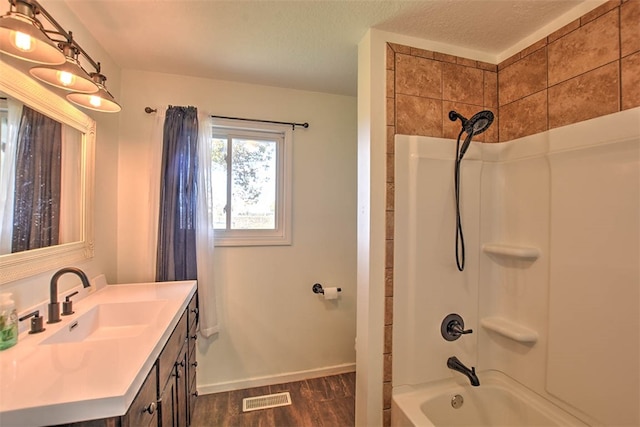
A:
391;371;587;427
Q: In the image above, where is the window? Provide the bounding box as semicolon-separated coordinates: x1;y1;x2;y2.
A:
209;119;292;246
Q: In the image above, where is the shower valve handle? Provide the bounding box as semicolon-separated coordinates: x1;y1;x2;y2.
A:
441;313;472;341
450;323;473;336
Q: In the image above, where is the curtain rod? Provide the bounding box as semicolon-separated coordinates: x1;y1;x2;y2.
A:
144;107;309;130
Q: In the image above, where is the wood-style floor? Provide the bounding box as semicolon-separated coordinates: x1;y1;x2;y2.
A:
190;372;356;427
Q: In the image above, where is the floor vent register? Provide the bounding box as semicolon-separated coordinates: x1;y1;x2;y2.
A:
242;392;292;412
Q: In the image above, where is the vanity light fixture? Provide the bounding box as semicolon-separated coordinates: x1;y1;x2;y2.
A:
0;0;64;65
30;41;98;93
0;0;120;113
67;72;121;113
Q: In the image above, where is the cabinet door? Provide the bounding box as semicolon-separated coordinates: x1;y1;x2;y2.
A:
124;364;158;427
159;369;177;427
175;344;189;427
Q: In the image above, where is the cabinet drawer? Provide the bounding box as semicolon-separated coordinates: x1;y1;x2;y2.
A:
124;364;158;427
158;312;187;389
187;295;198;330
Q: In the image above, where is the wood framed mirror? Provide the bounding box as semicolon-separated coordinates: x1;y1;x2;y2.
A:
0;60;95;284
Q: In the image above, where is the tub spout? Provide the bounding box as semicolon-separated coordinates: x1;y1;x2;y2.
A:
447;356;480;386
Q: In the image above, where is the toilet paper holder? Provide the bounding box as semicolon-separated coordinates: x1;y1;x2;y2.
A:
312;283;342;294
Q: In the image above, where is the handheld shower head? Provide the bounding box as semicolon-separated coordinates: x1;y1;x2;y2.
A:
449;110;494;137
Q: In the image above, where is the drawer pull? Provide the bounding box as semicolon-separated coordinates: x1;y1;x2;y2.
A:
192;390;199;397
143;402;156;415
191;361;198;368
190;307;199;315
191;334;198;340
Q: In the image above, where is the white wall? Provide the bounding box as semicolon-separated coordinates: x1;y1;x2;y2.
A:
117;70;357;391
0;1;120;311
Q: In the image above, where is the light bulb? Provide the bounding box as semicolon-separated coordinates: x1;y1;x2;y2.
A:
12;31;33;52
57;70;75;87
89;95;102;107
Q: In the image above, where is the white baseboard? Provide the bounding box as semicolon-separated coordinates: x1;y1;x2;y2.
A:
197;363;356;395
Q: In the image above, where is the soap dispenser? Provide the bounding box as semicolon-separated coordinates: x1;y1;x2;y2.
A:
0;293;18;350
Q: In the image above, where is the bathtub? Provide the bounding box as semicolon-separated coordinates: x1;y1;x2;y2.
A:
391;371;587;427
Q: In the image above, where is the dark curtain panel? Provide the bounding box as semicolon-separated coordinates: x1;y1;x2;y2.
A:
156;106;199;281
11;106;62;253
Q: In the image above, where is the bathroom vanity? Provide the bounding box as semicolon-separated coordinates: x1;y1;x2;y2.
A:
0;280;198;426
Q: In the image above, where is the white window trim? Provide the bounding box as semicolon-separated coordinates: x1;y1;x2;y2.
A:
212;118;292;246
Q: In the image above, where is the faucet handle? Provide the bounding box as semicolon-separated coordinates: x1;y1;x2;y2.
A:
19;310;46;334
441;313;473;341
62;291;79;316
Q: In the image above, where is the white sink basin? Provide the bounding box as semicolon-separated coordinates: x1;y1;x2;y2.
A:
41;300;168;345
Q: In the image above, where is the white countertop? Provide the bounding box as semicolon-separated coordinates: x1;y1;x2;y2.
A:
0;280;197;426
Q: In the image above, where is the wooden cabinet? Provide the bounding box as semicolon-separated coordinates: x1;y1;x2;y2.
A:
62;293;198;427
157;294;198;427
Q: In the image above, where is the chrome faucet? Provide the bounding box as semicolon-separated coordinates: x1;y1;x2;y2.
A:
447;356;480;386
48;267;91;324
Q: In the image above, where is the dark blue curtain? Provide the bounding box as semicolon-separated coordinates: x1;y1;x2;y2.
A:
11;106;62;253
156;106;199;281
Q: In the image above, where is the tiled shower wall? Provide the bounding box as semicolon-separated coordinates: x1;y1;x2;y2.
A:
383;0;639;424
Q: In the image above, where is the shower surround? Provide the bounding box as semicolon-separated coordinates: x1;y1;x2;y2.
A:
383;0;640;424
393;108;639;425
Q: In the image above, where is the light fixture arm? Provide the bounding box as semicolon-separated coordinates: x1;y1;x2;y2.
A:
10;0;101;73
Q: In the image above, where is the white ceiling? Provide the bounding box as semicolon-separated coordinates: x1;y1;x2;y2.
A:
63;0;592;96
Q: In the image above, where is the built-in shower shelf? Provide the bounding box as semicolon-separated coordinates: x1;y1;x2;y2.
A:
481;316;539;344
482;243;540;260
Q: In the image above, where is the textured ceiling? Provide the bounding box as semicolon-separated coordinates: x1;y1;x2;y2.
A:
63;0;592;96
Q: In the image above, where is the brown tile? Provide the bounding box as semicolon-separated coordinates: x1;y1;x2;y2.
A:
386;183;395;212
484;71;498;108
388;42;411;54
622;51;640;109
396;94;443;137
395;54;442;98
477;60;498;72
621;0;640;57
339;372;356;396
456;56;477;68
548;9;619;85
434;51;458;63
385;239;394;268
383;381;393;410
411;47;435;59
384;408;392;427
521;37;548;58
548;18;580;43
386;210;394;239
549;62;620;128
499;47;547;106
387;153;394;183
385;267;394;297
387;97;395;126
384;325;393;353
387;44;395;70
498;51;521;70
383;353;393;382
581;0;621;25
484;116;499;143
442;62;484;105
385;296;393;325
387;125;395;154
386;70;395;99
499;90;548;141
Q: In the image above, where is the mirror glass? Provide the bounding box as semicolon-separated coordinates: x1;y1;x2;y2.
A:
0;60;95;284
